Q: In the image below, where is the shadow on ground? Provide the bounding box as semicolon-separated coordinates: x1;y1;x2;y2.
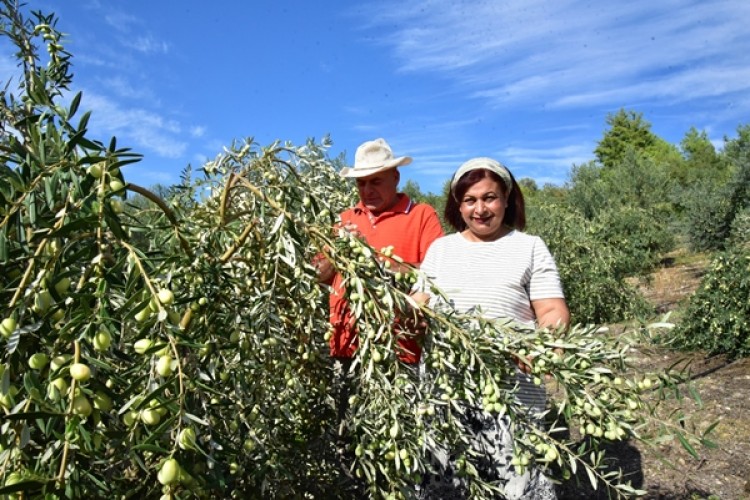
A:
555;438;643;499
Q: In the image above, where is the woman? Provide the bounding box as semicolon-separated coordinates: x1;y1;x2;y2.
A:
415;157;569;499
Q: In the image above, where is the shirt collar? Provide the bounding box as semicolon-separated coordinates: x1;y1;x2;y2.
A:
354;193;413;217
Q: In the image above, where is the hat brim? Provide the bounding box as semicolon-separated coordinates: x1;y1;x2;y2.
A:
339;156;412;178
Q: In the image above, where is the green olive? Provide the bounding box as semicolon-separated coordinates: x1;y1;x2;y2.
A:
50;354;72;371
178;427;197;450
156;355;173;377
93;391;112;411
140;408;161;426
47;378;69;401
0;317;17;338
33;290;53;314
93;329;112;351
122;410;138;427
109;179;125;192
72;395;92;417
54;277;71;295
158;288;175;305
69;363;91;382
134;307;151;322
110;199;124;214
158;458;180;485
133;338;153;354
28;352;49;370
88;162;104;179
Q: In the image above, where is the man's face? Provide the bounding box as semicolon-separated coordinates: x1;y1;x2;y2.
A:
356;169;399;215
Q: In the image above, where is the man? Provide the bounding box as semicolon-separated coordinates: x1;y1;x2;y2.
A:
316;138;444;364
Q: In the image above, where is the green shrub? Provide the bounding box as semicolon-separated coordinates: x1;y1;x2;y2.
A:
682;179;735;252
683;130;750;251
669;241;750;359
591;205;674;278
527;204;652;324
728;207;750;246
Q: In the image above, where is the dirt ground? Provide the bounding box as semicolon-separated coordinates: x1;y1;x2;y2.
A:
558;255;750;499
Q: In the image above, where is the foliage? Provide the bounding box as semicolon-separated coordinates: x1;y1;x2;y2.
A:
674;128;731;188
564;162;609;220
570;152;670;215
400;179;449;233
0;4;714;499
680;179;733;252
595;110;658;169
517;177;538;197
563;152;675;277
526;204;652;325
682;128;750;251
667;239;750;359
590;206;674;279
671;201;750;359
728;207;750;247
532;151;676;324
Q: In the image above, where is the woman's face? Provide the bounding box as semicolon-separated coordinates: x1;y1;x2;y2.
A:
458;176;508;241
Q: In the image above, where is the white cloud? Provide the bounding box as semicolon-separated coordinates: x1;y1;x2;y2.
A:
343;105;370;116
190;126;206;138
499;143;593;181
139;170;175;184
192;153;210;165
359;0;750;112
100;8;169;54
348;0;750;191
352;123;379;132
98;76;158;102
124;35;170;55
103;12;140;33
81;91;187;158
553;65;750;109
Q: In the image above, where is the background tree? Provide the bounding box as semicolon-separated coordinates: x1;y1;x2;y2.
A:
595;109;658;169
517;177;538;196
675;127;730;186
401;178;450;232
683;124;750;251
564;161;608;220
526;203;652;324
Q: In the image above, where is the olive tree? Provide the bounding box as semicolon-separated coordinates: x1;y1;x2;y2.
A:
1;4;714;499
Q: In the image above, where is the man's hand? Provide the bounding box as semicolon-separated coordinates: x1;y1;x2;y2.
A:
313;254;335;284
394;303;427;339
338;222;362;239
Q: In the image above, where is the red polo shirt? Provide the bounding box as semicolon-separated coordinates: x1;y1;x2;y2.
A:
329;194;444;363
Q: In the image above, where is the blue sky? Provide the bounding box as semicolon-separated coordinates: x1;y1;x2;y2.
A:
3;0;749;194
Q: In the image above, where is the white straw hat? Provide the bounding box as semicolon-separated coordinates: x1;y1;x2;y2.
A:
339;138;412;178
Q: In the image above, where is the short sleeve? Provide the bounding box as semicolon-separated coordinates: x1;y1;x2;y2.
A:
528;238;565;301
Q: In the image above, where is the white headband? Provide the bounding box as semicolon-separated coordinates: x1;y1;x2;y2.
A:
450;157;513;193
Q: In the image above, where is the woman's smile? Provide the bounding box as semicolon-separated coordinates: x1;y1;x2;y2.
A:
459;177;508;241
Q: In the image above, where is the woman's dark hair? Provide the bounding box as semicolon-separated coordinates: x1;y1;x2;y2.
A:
444;168;526;232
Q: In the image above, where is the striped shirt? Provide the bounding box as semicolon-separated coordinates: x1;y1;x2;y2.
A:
419;231;565;325
419;230;565;413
